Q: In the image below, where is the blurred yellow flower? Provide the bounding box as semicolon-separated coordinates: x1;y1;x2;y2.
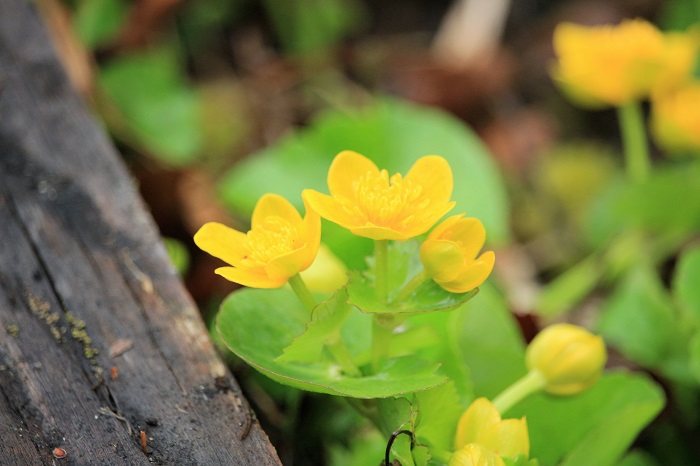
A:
551;19;681;107
526;323;607;395
454;398;529;459
194;194;320;288
449;444;505;466
654;30;700;93
299;243;348;293
420;215;495;293
303;150;455;240
651;83;700;152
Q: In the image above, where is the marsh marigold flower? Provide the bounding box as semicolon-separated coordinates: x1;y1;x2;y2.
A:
454;398;529;460
551;19;671;107
420;215;495;293
526;323;606;395
449;444;505;466
302;150;455;240
651;83;700;152
194;194;320;288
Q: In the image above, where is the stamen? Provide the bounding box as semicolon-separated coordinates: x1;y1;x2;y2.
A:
246;216;300;262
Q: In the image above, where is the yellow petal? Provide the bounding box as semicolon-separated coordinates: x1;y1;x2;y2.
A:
215;266;287;288
300;195;322;270
406;155;454;207
265;245;313;280
194;222;249;267
449;217;487;260
302;189;360;231
420;240;464;282
441;251;495;293
455;398;501;450
252;193;302;230
449;444;505;466
428;214;465;239
351;225;412;241
402;200;457;239
327;150;380;200
479;418;530;458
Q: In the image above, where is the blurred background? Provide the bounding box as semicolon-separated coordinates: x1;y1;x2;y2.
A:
37;0;700;464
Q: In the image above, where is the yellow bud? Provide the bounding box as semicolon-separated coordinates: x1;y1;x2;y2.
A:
526;324;606;395
449;444;505;466
299;243;348;293
420;215;495;293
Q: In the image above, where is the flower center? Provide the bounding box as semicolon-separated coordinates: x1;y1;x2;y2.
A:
245;216;300;264
342;169;428;228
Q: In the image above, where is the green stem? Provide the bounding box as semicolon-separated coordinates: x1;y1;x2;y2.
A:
288;273;317;314
492;370;546;415
617;101;650;183
374;240;389;303
326;336;362;377
371;314;396;372
394;269;429;303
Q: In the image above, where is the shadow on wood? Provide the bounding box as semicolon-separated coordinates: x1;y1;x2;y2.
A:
0;0;281;464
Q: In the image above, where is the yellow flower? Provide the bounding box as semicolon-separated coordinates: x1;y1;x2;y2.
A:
420;215;495;293
651;83;700;152
551;19;667;107
454;398;529;459
526;323;607;395
194;193;320;288
654;30;700;93
449;444;505;466
302;150;455;240
299;243;348;293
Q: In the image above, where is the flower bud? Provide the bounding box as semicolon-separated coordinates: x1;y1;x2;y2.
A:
526;324;606;395
420;215;495;293
449;444;505;466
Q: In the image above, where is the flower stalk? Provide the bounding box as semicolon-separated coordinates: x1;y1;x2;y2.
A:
492;371;546;414
371;314;396;372
395;269;429;302
288;273;317;314
374;240;389;303
618;101;651;182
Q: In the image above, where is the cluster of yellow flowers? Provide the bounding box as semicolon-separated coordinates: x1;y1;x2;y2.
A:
449;323;607;466
552;19;700;152
195;150;495;294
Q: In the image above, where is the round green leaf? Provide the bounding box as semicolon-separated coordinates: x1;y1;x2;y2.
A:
216;287;447;398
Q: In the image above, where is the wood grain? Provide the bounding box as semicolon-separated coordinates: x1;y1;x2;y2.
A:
0;1;281;464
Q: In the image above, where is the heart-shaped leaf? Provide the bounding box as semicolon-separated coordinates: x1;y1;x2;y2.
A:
217;287;447;398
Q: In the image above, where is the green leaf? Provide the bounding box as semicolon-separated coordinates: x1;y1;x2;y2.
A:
99;48;202;166
586;161;700;248
277;288;353;363
218;98;510;268
413;382;463;453
597;265;678;368
453;282;527;399
508;371;664;466
616;450;661;466
536;254;602;318
216;287;447;397
73;0;128;48
346;240;479;315
262;0;365;53
673;245;700;323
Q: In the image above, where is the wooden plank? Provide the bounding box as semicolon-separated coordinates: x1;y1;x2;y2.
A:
0;1;281;464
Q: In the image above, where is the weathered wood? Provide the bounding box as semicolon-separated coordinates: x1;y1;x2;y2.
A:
0;1;281;464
